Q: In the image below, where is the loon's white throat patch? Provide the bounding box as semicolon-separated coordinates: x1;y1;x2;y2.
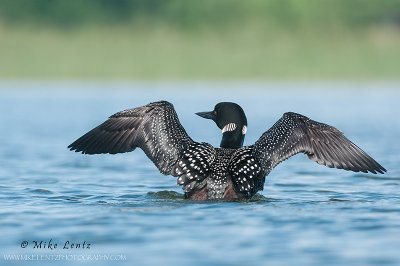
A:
242;125;247;135
222;123;237;133
221;123;247;134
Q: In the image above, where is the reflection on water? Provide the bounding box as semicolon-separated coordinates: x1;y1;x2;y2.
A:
0;82;399;266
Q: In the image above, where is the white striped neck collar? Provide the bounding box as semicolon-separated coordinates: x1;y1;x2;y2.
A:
222;123;247;135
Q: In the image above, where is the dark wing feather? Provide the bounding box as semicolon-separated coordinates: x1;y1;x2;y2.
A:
68;101;196;175
253;112;386;175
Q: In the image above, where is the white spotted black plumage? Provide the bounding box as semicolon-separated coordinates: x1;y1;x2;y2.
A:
206;148;235;199
228;147;264;199
173;142;215;193
69;102;386;200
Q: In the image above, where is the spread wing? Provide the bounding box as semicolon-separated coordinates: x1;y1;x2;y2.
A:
253;112;386;176
68;101;214;178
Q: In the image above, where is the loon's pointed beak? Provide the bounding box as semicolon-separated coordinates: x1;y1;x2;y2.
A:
196;111;215;120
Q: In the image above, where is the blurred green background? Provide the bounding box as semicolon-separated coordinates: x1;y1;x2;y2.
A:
0;0;399;79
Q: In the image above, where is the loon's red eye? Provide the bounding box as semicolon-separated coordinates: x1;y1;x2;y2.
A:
214;111;217;116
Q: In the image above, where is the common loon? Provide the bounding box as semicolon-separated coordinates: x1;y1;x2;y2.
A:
68;101;386;200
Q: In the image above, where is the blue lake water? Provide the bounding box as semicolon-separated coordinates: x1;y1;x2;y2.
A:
0;81;399;266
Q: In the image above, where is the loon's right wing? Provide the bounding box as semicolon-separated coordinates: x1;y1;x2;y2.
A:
68;101;215;182
252;112;386;176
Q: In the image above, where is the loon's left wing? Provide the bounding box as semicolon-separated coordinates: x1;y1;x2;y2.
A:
68;101;196;175
252;112;386;176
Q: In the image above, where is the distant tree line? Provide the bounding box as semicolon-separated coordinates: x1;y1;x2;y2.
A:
0;0;399;29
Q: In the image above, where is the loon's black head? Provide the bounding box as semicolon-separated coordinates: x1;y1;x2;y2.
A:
196;102;247;149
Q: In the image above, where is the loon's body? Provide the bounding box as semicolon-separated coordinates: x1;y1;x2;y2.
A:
69;101;386;200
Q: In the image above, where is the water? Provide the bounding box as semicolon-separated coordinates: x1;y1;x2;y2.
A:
0;81;399;266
